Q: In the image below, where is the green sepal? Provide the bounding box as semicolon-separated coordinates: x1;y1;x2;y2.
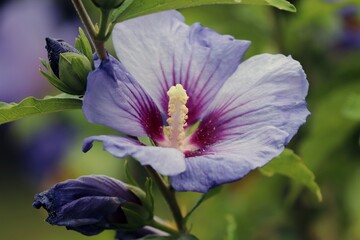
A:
119;202;152;229
127;185;147;205
127;178;155;216
39;68;73;94
58;52;92;95
144;178;155;213
75;28;94;66
138;136;155;146
39;58;77;94
124;160;139;187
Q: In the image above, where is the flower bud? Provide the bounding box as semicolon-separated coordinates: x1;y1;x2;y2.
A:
58;52;92;94
45;37;80;77
91;0;125;10
42;37;91;95
33;175;153;236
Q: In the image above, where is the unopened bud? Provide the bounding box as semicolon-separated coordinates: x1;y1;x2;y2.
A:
45;37;80;77
58;52;92;95
32;176;154;235
41;38;92;95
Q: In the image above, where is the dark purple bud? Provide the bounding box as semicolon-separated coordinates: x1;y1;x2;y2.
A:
45;37;80;77
33;175;142;236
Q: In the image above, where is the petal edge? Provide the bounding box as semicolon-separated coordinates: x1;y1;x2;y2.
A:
83;135;186;176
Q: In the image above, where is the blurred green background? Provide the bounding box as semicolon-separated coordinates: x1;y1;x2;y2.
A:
1;0;360;239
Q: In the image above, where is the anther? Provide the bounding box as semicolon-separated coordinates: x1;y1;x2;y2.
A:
166;84;189;148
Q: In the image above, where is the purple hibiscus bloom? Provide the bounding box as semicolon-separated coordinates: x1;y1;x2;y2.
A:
33;175;142;236
83;11;309;193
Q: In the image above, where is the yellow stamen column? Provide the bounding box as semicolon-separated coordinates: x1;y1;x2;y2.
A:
166;84;189;149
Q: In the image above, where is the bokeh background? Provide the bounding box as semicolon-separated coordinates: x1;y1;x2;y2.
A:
0;0;360;239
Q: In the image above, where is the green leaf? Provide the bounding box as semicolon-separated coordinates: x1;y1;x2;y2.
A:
299;82;360;172
112;0;296;22
111;0;136;22
260;149;322;201
0;94;82;125
140;234;199;240
343;93;360;120
265;0;296;12
184;186;222;222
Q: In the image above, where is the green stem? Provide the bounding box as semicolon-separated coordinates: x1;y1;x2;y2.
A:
148;219;179;236
105;22;115;41
145;166;187;233
98;9;111;40
71;0;108;60
271;8;286;53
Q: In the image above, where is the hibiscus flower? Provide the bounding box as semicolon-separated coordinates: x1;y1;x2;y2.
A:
82;10;309;193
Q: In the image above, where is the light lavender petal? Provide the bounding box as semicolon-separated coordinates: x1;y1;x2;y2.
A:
112;10;250;125
83;135;186;176
171;126;288;192
83;55;164;140
191;54;310;147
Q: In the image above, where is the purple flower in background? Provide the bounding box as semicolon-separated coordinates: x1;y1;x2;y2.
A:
0;0;78;102
33;175;142;236
83;11;309;192
0;0;78;185
336;5;360;50
21;119;75;185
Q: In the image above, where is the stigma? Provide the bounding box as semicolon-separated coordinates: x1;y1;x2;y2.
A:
166;84;189;149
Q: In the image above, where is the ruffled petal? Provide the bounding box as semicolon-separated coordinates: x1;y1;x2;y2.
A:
112;10;250;125
190;54;310;147
49;196;124;235
83;135;186;176
83;55;164;140
171;127;288;192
